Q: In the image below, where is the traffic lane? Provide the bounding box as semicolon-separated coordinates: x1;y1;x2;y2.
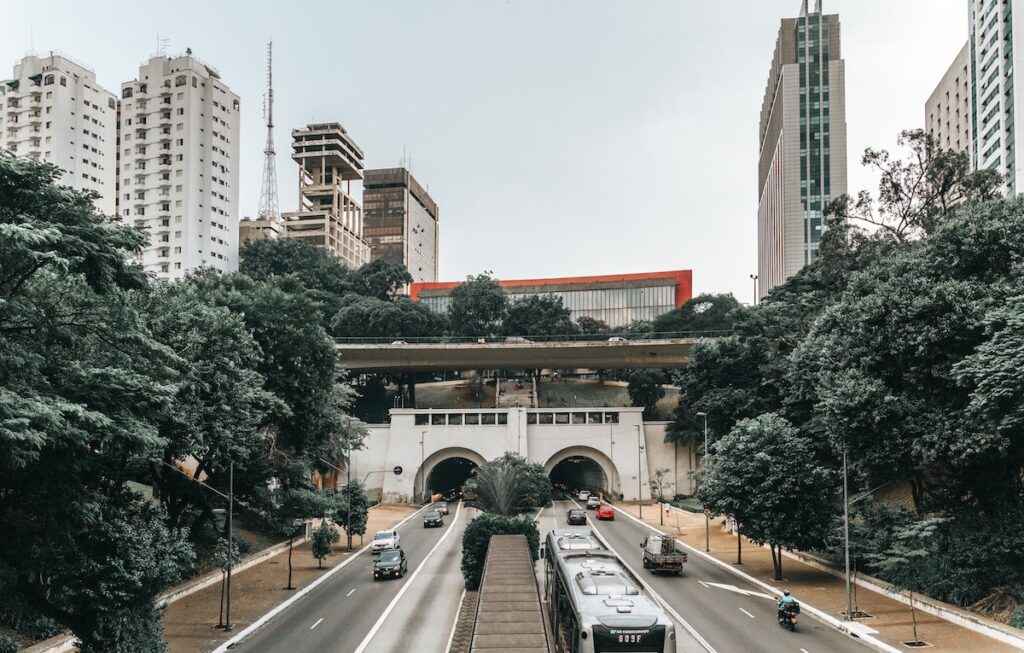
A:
544;502;708;653
233;505;449;653
583;502;870;653
358;505;473;652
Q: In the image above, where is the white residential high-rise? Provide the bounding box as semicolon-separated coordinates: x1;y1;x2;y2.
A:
117;52;240;280
0;53;118;215
926;43;972;158
968;0;1022;193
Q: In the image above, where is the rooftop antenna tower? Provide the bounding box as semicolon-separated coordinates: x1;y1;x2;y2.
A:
257;40;280;222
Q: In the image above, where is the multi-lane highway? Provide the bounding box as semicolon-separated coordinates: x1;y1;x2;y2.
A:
540;500;872;653
223;503;470;653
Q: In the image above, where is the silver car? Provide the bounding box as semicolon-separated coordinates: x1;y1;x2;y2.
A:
371;529;400;553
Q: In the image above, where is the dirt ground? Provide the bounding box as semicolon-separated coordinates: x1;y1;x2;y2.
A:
162;504;416;653
622;504;1019;653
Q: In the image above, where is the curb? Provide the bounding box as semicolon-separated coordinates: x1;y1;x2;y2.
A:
212;503;429;653
610;504;900;653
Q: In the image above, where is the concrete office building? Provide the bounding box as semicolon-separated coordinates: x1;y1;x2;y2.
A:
756;0;847;298
967;0;1024;193
411;270;692;330
926;43;972;158
118;52;241;279
363;167;439;284
0;53;118;215
238;216;282;247
282;122;370;270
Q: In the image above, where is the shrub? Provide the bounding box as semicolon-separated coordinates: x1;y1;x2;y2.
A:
460;513;539;590
1010;606;1024;630
312;520;340;568
0;634;17;653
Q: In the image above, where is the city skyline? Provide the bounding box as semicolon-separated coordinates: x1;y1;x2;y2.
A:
1;0;967;300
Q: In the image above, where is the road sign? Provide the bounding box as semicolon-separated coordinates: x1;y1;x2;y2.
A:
393;465;403;476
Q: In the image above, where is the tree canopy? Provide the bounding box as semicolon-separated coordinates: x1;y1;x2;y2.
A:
447;273;507;337
503;294;577;336
650;293;740;334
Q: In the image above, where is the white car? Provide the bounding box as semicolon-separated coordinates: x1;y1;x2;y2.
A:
578;490;591;502
390;340;408;345
371;529;400;553
608;336;629;344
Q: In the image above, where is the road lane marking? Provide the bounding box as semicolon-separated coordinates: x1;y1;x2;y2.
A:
210;503;433;653
444;588;466;653
569;499;717;653
309;618;324;630
698;580;710;589
739;608;755;619
346;588;356;598
607;504;903;653
353;501;464;653
801;648;810;653
705;581;775;600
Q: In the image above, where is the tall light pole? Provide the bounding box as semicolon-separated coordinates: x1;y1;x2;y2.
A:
636;424;644;519
225;461;234;630
843;444;853;620
420;430;427;503
750;274;759;306
697;411;709;552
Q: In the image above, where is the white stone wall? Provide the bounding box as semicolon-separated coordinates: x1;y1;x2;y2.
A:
349;407;695;504
406;192;438;283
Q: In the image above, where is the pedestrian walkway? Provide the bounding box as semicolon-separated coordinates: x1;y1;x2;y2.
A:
163;504;416;653
622;504;1021;652
471;535;548;653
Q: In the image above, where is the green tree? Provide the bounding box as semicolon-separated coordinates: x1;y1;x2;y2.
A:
698;413;837;580
347;258;413;300
624;369;667;420
575;315;610;335
331;293;447;339
336;480;371;548
311;519;340;568
502;294;577;337
870;517;948;645
238;238;352;321
651;293;741;334
447;273;507;337
468;452;551;516
827;129;1001;242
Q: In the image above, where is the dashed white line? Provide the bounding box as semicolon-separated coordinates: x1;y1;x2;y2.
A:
698;580;710;589
800;648;810;653
346;588;356;598
309;618;324;630
739;608;755;619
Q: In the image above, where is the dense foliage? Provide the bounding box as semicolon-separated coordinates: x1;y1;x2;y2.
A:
460;513;540;590
467;452;552;515
671;131;1024;614
0;155;370;649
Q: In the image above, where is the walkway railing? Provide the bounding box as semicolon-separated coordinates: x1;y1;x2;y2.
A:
334;330;732;345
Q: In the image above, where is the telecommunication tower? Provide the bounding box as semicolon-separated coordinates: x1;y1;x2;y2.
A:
256;41;280;222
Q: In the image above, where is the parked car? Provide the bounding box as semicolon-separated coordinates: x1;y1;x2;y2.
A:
505;336;532;343
371;529;400;553
596;504;615;520
641;534;687;575
390;340;408;345
423;510;444;528
434;501;450;515
577;490;591;502
586;496;601;510
608;336;629;343
566;509;587;526
373;548;407;580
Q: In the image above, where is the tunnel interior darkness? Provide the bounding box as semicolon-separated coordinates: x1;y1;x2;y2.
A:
549;457;606;494
426;457;479;496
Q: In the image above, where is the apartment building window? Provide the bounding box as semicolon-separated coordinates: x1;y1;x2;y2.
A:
175;75;187;87
122;87;133;99
43;75;54;86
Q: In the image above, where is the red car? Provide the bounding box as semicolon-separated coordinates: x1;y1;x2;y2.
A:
596;504;615;521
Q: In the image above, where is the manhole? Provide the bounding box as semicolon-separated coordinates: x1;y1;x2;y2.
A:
903;641;932;648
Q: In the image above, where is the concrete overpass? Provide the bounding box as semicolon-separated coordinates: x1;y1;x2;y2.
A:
334;336;714;371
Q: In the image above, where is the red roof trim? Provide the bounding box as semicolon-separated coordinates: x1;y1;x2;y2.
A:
410;270;693;309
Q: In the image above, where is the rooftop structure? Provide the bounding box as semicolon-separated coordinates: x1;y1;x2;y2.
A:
363;166;439;286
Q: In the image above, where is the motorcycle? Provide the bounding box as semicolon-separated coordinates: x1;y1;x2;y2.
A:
777;603;800;631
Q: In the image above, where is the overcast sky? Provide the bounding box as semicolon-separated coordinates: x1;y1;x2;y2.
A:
2;1;967;302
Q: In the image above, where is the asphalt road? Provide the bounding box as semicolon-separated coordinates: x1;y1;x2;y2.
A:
231;503;465;653
546;500;871;653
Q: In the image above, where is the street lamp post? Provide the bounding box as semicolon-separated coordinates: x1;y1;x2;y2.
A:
750;274;759;306
697;411;709;552
843;444;853;620
224;461;234;630
636;424;644;519
420;430;427;503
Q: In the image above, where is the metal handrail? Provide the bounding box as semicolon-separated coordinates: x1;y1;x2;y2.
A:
333;330;732;345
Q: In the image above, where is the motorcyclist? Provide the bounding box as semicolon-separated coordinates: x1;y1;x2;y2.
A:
777;590;799;621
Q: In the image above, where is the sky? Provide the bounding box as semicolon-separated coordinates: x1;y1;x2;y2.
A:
1;1;968;302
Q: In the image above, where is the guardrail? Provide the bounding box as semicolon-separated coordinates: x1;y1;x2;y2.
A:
334;330;733;345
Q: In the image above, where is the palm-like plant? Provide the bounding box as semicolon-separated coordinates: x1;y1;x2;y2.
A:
472;457;528;516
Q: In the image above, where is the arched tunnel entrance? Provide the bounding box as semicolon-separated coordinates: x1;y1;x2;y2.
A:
426;457;479;499
549;456;607;496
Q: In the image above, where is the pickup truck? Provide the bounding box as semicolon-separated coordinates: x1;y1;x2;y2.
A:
641;534;687;575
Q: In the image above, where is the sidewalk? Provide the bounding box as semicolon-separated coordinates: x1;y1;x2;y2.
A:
621;504;1020;653
162;504;416;653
